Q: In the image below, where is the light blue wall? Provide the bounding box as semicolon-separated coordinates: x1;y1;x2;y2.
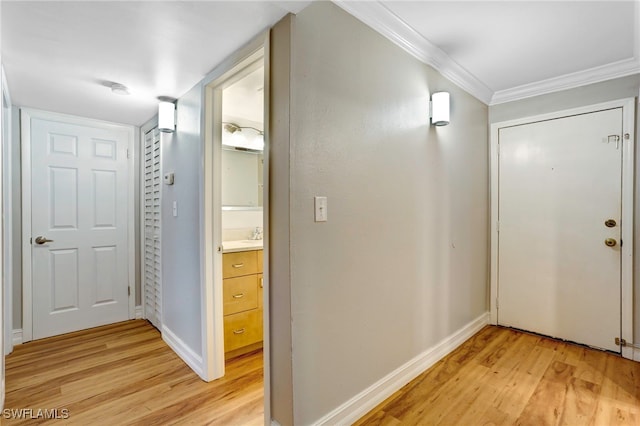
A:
161;82;204;359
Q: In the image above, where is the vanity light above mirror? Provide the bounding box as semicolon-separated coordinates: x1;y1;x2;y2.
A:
222;121;264;151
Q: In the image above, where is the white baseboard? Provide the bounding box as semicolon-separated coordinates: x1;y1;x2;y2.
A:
135;305;143;319
162;325;205;380
12;329;23;346
314;311;491;426
633;347;640;362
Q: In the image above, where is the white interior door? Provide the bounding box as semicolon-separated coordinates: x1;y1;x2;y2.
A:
143;127;162;330
30;114;130;340
498;108;623;352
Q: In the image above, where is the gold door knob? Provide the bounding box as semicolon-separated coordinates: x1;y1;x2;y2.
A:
605;219;617;228
604;238;617;247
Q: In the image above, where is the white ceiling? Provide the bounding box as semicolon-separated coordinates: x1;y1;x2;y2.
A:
0;1;308;125
223;65;265;127
1;1;639;126
383;1;637;92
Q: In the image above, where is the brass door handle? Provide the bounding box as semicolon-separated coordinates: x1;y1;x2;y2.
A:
232;263;244;268
604;238;617;247
34;236;54;245
233;328;245;335
232;293;245;299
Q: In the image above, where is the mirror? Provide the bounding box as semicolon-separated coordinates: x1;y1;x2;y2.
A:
221;64;264;210
221;147;263;209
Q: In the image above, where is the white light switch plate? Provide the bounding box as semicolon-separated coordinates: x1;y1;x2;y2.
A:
314;196;327;222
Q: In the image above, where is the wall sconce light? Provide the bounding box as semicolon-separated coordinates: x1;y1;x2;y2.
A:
222;122;264;151
430;92;450;126
158;101;176;133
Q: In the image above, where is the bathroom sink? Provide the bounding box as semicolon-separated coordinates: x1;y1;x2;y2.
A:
222;239;263;252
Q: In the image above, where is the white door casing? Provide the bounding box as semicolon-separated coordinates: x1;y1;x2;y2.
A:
490;99;635;358
144;127;162;330
22;109;135;341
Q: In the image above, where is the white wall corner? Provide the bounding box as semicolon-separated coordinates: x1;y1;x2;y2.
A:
12;329;22;346
135;305;143;320
162;325;205;380
331;0;493;104
313;312;490;426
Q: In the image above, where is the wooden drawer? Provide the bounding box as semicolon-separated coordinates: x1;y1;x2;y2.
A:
224;309;263;352
223;275;258;315
223;251;257;278
257;249;263;273
258;273;263;309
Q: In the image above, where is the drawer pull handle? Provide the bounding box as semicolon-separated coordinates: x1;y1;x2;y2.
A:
232;263;244;268
232;293;245;299
233;328;246;335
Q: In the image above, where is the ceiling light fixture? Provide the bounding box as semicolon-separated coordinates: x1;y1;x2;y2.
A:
430;92;450;126
110;83;130;96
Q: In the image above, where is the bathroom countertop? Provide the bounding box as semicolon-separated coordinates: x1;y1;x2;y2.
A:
222;240;264;253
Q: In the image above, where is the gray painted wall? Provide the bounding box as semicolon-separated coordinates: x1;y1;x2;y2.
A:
489;74;640;343
269;14;294;426
271;3;489;424
161;83;203;355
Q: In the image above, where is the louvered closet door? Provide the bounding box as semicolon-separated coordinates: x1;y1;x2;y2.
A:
144;128;162;330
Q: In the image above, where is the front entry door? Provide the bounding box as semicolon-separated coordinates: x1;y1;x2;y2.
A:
497;108;623;352
29;112;130;340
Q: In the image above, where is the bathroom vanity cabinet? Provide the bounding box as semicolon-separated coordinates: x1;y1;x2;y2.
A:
222;249;263;358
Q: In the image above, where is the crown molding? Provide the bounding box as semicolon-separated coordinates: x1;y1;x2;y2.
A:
333;0;640;107
332;0;494;105
490;58;640;105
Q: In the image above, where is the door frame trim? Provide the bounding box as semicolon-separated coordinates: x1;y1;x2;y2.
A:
489;98;636;359
201;35;267;379
200;30;270;422
20;108;136;342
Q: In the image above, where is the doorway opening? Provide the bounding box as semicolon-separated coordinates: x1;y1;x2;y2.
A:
201;33;270;423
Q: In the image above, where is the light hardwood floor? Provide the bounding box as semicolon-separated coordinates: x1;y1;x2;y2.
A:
356;325;640;425
6;322;639;425
4;320;263;425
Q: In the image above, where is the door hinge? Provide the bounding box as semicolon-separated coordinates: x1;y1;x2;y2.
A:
128;286;131;296
30;237;32;244
127;148;130;159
